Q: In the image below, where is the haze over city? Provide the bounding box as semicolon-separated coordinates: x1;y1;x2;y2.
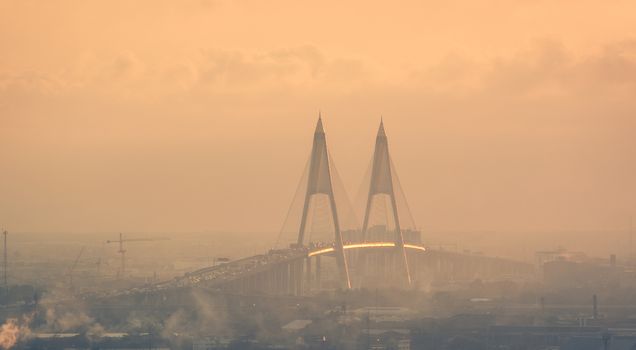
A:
1;1;636;349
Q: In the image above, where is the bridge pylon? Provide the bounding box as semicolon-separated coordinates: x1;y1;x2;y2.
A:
360;120;412;287
297;115;351;290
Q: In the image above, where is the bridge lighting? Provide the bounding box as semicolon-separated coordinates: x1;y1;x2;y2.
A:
307;242;426;257
404;244;427;252
308;247;335;257
345;242;394;250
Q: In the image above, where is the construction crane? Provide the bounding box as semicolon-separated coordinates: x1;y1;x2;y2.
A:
106;233;169;278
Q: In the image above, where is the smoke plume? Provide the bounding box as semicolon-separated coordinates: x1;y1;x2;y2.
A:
0;314;33;349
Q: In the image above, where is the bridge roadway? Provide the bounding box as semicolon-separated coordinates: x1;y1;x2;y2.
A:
177;242;429;289
89;242;425;299
88;242;533;300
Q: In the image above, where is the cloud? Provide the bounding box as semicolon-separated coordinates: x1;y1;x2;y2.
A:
584;39;636;88
404;38;636;100
193;46;369;92
2;39;635;106
483;39;572;97
0;46;372;105
105;52;146;81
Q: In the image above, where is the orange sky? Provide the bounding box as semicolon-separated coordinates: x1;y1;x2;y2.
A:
1;0;635;239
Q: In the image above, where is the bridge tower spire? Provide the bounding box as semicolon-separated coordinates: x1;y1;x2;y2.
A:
361;119;412;286
297;115;351;289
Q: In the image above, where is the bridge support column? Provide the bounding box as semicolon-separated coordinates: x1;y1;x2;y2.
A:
284;263;291;295
315;256;322;290
277;265;284;295
296;260;303;296
407;251;417;285
288;262;295;295
263;271;270;294
356;251;367;288
252;274;259;294
289;262;296;295
255;273;262;294
270;269;276;294
275;264;284;295
271;269;277;294
290;261;296;295
239;278;246;294
261;272;267;293
305;257;312;294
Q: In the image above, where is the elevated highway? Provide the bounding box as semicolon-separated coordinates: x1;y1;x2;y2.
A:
89;242;533;301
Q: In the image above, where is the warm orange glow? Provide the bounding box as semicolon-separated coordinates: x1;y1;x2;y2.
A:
307;242;426;257
344;242;395;250
307;247;335;257
404;244;427;252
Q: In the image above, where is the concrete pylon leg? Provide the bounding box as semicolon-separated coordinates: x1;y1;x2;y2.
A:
360;121;411;287
296;116;351;289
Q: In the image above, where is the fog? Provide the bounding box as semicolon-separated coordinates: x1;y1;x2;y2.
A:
1;2;636;348
2;2;635;249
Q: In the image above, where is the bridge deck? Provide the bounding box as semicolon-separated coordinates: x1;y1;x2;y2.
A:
87;242;533;300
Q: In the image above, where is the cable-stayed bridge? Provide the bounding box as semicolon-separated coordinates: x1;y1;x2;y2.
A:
90;116;533;301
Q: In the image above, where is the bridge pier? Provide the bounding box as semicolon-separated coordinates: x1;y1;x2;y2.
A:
273;264;283;295
290;261;297;295
277;264;283;294
297;260;304;295
284;263;290;294
315;256;321;290
270;267;277;294
407;251;418;285
305;257;312;294
263;270;271;294
291;260;303;296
